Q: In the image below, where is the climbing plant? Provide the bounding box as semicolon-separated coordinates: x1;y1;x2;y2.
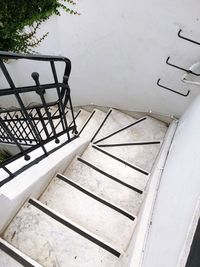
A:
0;0;79;53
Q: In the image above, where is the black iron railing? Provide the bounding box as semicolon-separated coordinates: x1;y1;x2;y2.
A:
0;51;78;186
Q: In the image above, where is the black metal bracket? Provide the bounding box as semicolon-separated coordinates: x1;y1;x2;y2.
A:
178;29;200;46
157;79;190;97
166;56;200;76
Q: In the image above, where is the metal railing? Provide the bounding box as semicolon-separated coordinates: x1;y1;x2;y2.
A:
0;51;78;186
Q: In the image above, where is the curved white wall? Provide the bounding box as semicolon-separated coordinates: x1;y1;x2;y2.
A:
142;93;200;267
1;0;200;117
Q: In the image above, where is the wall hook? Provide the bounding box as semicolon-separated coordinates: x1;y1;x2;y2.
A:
178;29;200;46
157;78;190;97
166;56;200;76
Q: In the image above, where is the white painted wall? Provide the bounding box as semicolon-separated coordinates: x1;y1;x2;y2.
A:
1;0;200;117
142;93;200;267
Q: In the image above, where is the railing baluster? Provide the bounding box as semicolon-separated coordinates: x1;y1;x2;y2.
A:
39;107;59;135
0;116;30;160
21;108;34;129
49;109;69;136
0;51;76;184
31;72;60;144
16;114;31;145
36;107;50;139
0;60;48;155
2;119;12;143
14;115;27;145
1;165;14;177
6;113;22;143
50;62;65;132
29;113;43;143
0;124;7;142
20;110;36;144
63;76;78;134
22;108;39;130
50;61;70;139
24;109;43;141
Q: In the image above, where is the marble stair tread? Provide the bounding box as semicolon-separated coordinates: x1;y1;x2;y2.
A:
39;176;136;251
64;157;143;215
81;144;149;191
92;109;137;142
100;143;161;173
97;116;168;145
0;250;23;267
79;109;107;140
0;237;43;267
3;201;119;267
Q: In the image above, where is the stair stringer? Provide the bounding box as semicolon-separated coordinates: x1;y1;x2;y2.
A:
125;119;178;267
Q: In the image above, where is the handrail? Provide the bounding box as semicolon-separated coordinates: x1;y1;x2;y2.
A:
178;29;200;46
0;51;78;185
0;51;71;84
0;51;70;63
166;56;200;76
0;83;69;96
157;78;190;97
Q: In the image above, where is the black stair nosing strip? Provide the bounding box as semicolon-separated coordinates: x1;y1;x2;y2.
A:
77;157;143;194
78;109;96;135
97;141;161;147
68;109;82;127
90;109;113;143
92;144;149;176
94;117;147;144
0;241;35;267
56;173;135;221
28;198;120;258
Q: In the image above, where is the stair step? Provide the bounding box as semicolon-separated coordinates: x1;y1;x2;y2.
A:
0;238;42;267
96;116;167;145
81;144;149;191
79;109;106;139
0;249;23;267
77;157;143;194
91;116;167;172
64;157;143;215
94;117;147;144
39;174;136;251
92;109;137;143
3;200;120;267
97;143;161;173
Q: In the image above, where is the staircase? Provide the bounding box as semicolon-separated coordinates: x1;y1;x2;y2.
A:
0;107;169;267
